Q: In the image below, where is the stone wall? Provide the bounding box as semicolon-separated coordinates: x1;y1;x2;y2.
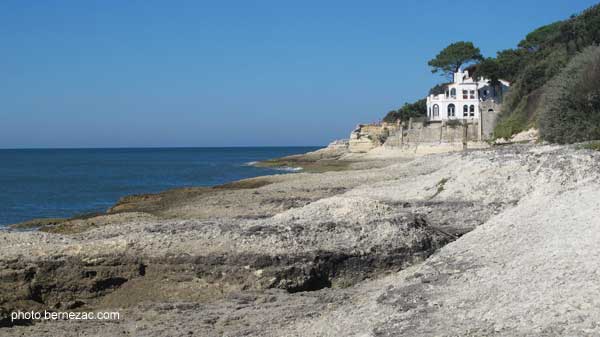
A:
349;104;502;153
480;100;501;139
384;119;481;149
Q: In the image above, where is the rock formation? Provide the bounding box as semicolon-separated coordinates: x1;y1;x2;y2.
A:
1;143;599;336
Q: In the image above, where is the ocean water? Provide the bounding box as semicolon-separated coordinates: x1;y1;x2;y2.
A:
0;147;320;227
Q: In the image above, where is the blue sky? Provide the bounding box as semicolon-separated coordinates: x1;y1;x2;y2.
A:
1;0;598;148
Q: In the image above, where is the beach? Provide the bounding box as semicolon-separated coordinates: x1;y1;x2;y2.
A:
2;143;600;336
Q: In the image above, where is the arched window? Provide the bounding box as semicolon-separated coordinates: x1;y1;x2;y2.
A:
470;105;475;117
463;105;468;117
488;109;494;113
433;104;439;118
448;104;455;117
450;88;456;98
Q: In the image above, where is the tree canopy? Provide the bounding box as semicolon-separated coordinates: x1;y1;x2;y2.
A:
474;58;501;84
382;99;427;123
518;22;563;51
490;3;600;140
427;41;483;78
428;83;451;96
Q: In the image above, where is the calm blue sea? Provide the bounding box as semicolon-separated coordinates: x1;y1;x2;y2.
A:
0;147;320;227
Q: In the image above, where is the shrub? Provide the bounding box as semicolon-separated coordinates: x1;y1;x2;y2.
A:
578;141;600;151
538;46;600;143
429;83;450;96
494;111;528;139
494;87;543;139
382;99;427;123
376;128;390;144
488;4;600;139
445;119;463;128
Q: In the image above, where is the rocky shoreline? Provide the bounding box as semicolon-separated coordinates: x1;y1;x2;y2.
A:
2;143;600;336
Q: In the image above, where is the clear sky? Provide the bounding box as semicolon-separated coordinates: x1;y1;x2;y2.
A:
1;0;598;148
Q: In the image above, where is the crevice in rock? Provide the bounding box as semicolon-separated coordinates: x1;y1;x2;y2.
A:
0;316;33;328
90;277;128;292
285;269;332;293
0;215;457;312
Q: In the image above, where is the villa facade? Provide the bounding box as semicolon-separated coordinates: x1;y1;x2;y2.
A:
426;70;510;121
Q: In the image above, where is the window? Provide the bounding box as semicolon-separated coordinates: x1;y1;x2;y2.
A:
433;104;439;118
448;104;455;117
450;88;456;98
470;105;476;117
470;90;475;99
462;90;468;99
428;107;432;118
445;90;449;98
463;105;468;117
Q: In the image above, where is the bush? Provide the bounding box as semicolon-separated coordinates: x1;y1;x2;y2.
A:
487;4;600;139
538;46;600;143
494;87;544;139
376;128;390;144
578;141;600;151
382;99;427;123
445;119;463;128
494;111;529;139
429;83;450;96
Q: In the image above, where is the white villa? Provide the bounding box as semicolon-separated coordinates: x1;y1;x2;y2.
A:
426;70;510;121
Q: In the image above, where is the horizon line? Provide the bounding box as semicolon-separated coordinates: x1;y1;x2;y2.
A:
0;145;325;150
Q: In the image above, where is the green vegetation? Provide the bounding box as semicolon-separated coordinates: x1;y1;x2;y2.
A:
430;177;450;199
489;4;600;141
9;218;66;230
40;221;101;235
214;178;273;189
382;99;427;123
428;83;451;96
445;119;463;128
255;158;350;173
376;128;390;144
383;4;600;143
427;41;483;79
473;57;503;99
493;101;531;139
578;141;600;151
538;46;600;143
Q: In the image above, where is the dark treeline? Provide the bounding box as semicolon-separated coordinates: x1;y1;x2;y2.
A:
382;99;426;123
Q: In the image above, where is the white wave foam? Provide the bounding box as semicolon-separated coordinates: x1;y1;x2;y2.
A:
273;166;303;172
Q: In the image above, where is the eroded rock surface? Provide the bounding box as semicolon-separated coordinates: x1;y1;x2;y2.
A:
2;144;599;336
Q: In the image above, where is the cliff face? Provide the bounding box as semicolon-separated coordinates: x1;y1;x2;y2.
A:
349;123;399;153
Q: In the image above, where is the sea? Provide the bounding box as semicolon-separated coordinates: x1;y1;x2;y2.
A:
0;147;320;227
